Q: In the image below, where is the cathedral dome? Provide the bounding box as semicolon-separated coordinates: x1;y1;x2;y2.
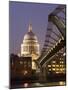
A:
24;31;37;40
21;23;40;69
21;23;40;55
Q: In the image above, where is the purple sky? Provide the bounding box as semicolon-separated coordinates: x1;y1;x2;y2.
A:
9;1;60;54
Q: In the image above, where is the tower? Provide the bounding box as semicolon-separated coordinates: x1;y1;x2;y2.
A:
21;23;40;70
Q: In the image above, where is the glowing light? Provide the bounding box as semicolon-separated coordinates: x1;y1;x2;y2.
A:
59;81;65;85
24;70;28;75
32;61;36;70
52;68;55;71
61;61;63;64
60;69;63;71
18;53;20;57
49;69;51;71
52;61;56;63
20;61;23;64
60;61;63;64
60;65;62;67
48;65;51;67
63;53;66;56
60;65;64;67
56;72;59;74
52;65;55;67
56;65;59;67
24;83;28;87
21;23;40;63
56;68;59;71
63;68;65;71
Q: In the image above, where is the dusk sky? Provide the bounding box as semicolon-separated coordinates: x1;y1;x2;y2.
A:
9;1;59;54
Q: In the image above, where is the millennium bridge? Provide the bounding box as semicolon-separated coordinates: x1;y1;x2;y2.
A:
36;5;66;81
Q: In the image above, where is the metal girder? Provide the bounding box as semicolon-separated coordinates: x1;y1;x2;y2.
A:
48;15;65;38
38;5;66;66
39;39;65;66
45;40;55;45
50;5;66;15
47;28;62;38
46;34;58;42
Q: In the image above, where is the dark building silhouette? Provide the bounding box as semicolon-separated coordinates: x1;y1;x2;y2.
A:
10;54;32;84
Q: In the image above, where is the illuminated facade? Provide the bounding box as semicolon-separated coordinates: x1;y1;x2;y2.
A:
21;23;40;70
47;48;66;74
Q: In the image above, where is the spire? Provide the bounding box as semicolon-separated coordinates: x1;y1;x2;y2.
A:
28;23;32;32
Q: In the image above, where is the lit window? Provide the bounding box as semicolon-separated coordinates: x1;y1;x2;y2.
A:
56;65;59;67
48;65;51;67
60;65;64;67
61;61;64;64
56;68;59;71
24;70;28;75
63;53;66;56
49;69;51;71
52;65;55;67
63;68;65;71
60;61;62;63
60;65;62;67
56;72;59;74
52;68;55;71
60;69;63;71
59;81;65;85
20;61;23;64
24;83;28;87
52;61;56;63
60;61;64;64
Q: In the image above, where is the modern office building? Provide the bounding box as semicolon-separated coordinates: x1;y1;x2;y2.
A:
46;47;66;75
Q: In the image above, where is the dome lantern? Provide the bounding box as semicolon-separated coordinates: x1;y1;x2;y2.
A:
28;23;32;32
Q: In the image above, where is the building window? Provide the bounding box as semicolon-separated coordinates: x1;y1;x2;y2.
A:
60;61;64;64
56;68;59;71
48;65;51;67
52;68;55;71
56;72;59;74
52;61;56;63
60;68;63;72
20;61;23;64
24;70;28;75
60;65;64;67
52;65;55;67
49;69;51;71
56;65;59;67
63;68;65;71
28;62;31;67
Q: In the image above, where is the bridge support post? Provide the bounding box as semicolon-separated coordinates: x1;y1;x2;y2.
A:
39;66;47;83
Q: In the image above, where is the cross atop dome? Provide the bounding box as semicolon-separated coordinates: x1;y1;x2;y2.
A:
28;23;32;32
